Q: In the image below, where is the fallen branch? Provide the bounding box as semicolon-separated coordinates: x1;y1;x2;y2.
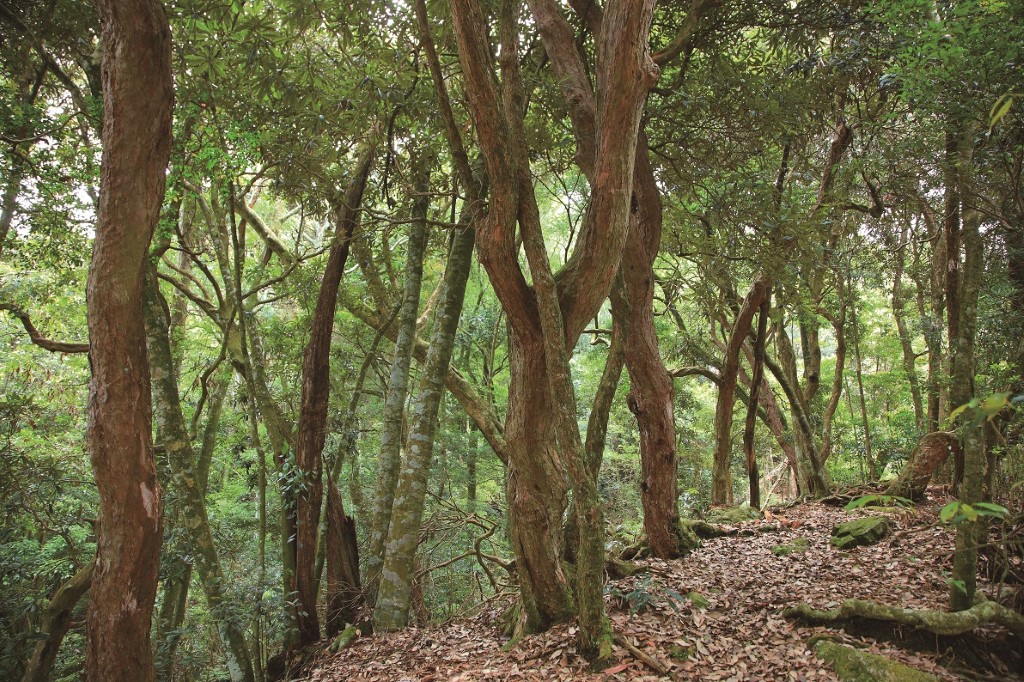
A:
613;633;670;676
783;597;1024;642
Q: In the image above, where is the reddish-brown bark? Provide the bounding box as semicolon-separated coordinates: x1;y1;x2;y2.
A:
292;145;374;647
529;0;687;558
712;279;769;504
448;0;658;633
85;0;173;679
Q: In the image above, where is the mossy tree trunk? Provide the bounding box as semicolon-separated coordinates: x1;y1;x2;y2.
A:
22;560;94;682
366;162;431;603
143;270;256;682
949;198;984;610
372;222;476;632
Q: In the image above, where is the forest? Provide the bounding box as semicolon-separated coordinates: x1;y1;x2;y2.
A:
0;0;1022;680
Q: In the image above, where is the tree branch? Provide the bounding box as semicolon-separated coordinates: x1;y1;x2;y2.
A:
0;303;88;353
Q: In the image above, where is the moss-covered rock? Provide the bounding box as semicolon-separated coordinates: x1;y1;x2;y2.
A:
813;638;938;681
772;537;811;556
687;591;711;609
606;557;645;580
831;516;889;550
328;625;359;653
703;506;761;525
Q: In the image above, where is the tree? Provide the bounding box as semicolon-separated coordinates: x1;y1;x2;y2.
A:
447;0;657;656
84;0;173;679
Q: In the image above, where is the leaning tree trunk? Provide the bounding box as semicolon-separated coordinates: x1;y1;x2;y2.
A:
292;142;374;647
366;164;430;601
22;560;94;682
143;272;255;681
372;224;476;632
885;431;961;501
712;279;769;504
85;1;173;679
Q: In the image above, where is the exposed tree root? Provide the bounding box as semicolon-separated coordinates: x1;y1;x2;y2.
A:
613;633;670;676
783;597;1024;642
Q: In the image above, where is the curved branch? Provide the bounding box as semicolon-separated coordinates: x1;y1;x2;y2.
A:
0;303;89;353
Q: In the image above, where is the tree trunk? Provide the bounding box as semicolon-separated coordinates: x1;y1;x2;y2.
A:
144;272;255;681
712;279;769;504
22;560;94;682
373;224;475;632
154;562;190;680
892;223;926;431
526;0;682;558
619;135;682;559
922;211;947;430
744;294;770;510
366;165;430;601
325;479;361;634
765;332;829;496
85;1;172;679
448;0;656;650
950;200;984;610
291;143;374;646
850;285;876;480
885;431;960;501
819;299;847;464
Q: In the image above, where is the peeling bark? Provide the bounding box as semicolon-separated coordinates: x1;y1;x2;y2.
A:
85;1;172;678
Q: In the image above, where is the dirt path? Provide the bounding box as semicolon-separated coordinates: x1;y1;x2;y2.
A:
302;500;1019;681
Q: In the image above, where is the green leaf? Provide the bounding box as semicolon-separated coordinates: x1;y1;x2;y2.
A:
844;494;880;511
989;93;1015;133
939;501;959;523
973;502;1010;518
958;504;978;522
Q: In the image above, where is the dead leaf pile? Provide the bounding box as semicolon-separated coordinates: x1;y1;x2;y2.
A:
300;494;1020;681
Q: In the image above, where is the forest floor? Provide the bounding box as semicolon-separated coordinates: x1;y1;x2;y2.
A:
300;493;1022;681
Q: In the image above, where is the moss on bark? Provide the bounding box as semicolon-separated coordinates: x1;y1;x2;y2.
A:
813;638;938;682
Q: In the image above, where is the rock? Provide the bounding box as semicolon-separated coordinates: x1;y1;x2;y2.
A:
813;638;938;681
703;506;761;525
772;537;811;556
831;516;889;550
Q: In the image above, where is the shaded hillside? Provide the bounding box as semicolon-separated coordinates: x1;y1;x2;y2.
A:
301;495;1021;681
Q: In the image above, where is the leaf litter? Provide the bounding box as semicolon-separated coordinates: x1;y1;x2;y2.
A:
300;493;1021;681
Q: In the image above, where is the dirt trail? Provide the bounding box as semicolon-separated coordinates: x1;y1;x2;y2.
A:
302;499;1020;681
